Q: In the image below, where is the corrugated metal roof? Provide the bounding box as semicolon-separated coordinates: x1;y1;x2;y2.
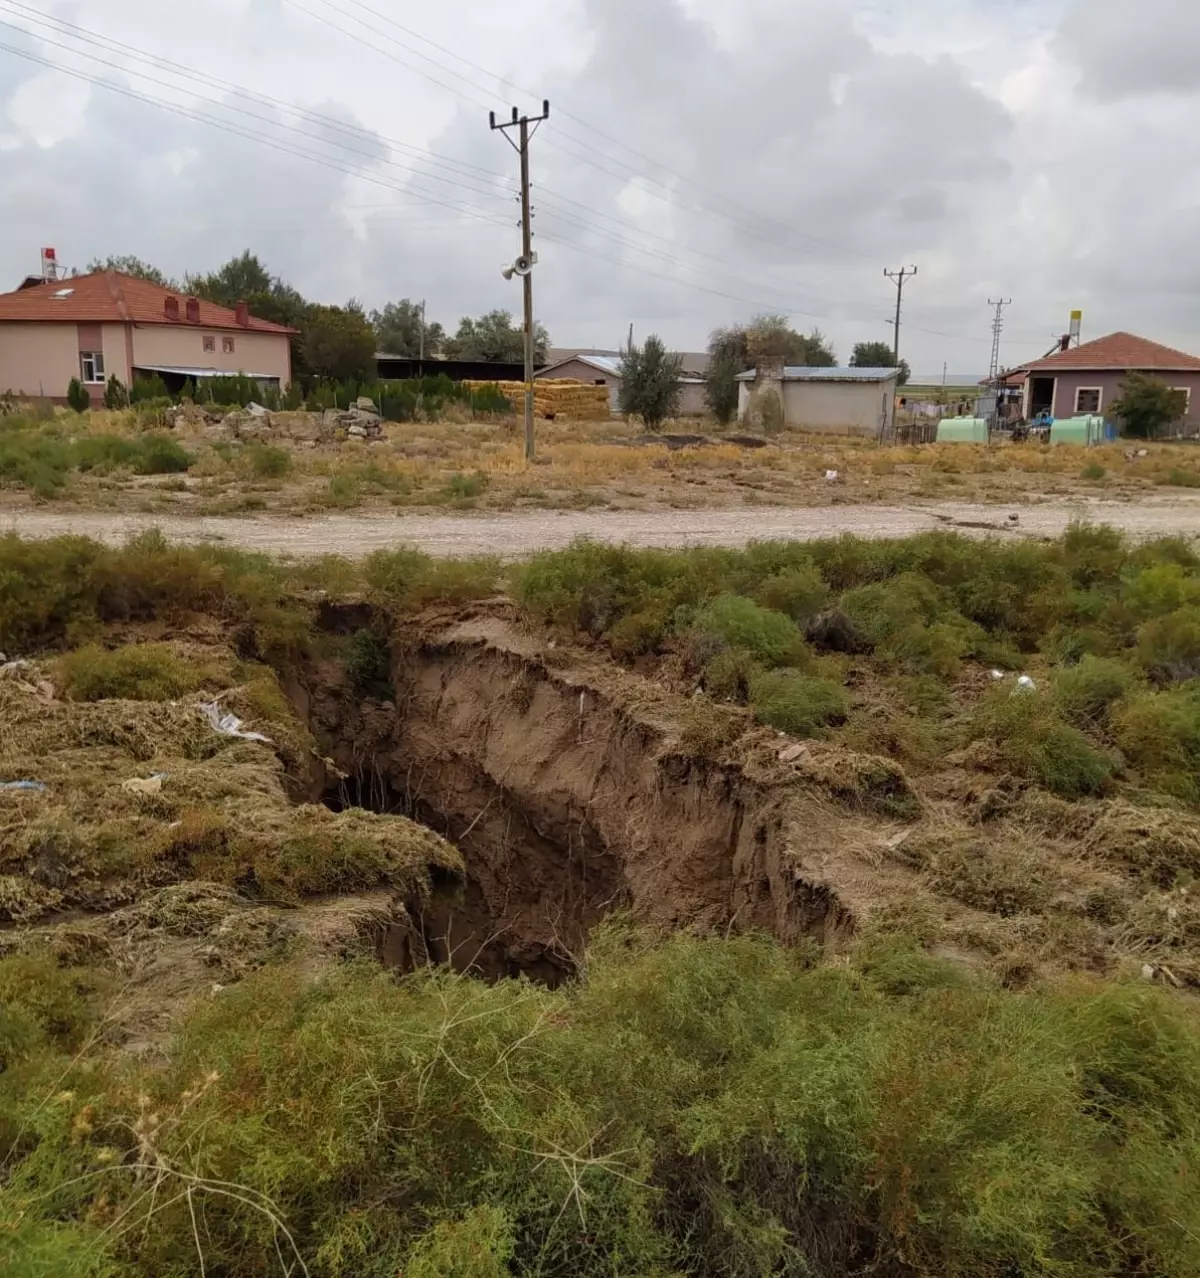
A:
134;364;282;380
735;366;899;383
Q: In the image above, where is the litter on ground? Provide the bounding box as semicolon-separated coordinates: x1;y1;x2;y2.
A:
198;701;273;744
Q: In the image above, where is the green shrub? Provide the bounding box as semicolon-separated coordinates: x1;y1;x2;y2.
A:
133;433;192;475
749;668;849;736
129;372;169;403
692;594;801;666
1160;468;1200;488
1136;607;1200;683
444;470;489;501
245;443;292;478
0;951;106;1069
752;562;830;623
1080;461;1106;481
975;693;1117;797
364;547;500;608
1052;655;1138;728
703;647;760;702
5;932;1200;1277
1114;685;1200;800
103;374;128;409
65;377;90;413
57;641;204;701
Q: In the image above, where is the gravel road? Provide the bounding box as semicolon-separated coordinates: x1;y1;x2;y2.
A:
6;497;1200;558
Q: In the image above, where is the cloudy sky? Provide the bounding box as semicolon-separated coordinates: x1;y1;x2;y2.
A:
0;0;1194;374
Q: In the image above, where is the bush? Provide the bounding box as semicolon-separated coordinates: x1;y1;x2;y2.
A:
703;647;760;702
9;932;1199;1277
132;433;192;475
752;563;830;623
1137;607;1200;683
1114;685;1200;801
975;693;1117;798
102;374;128;409
1110;371;1189;439
57;641;204;701
749;668;849;736
691;594;801;666
130;373;170;404
65;377;90;413
1052;655;1138;728
245;443;292;478
618;334;683;427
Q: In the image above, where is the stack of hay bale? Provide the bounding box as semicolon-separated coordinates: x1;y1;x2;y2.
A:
463;379;611;420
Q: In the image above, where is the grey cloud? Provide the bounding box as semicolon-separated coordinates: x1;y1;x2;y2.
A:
1054;0;1200;100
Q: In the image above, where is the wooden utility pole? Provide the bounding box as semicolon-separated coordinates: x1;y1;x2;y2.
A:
490;99;550;461
884;265;918;367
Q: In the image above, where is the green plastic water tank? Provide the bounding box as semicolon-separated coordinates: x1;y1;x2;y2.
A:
935;417;990;444
1050;416;1103;446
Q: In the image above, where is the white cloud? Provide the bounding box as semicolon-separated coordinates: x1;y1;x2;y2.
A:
0;0;1195;373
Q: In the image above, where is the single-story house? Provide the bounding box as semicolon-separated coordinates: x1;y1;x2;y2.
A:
536;352;707;416
0;270;296;401
1012;332;1200;430
735;366;899;437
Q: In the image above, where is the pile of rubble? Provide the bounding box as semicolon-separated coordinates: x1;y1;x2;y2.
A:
166;397;384;445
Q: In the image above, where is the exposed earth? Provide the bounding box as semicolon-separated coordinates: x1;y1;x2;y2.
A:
7;492;1200;556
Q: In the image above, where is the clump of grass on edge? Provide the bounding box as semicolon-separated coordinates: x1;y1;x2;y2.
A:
56;641;210;701
749;668;849;736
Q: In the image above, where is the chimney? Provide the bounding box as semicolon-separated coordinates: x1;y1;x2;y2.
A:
185;297;200;323
164;295;180;321
1059;335;1071;352
235;300;250;327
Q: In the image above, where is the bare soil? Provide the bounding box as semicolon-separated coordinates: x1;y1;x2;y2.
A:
7;493;1200;557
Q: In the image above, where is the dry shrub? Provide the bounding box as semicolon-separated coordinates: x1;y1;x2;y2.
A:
901;829;1058;917
1084;803;1200;887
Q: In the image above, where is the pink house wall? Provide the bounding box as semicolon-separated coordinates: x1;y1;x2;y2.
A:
1026;370;1200;431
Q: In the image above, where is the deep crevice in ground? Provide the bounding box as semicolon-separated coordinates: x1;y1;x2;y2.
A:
305;609;849;985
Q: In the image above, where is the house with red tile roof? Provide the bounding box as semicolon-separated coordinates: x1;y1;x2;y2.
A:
1013;332;1200;430
0;271;296;401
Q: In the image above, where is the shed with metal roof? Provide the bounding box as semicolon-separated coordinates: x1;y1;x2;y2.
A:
735;366;899;436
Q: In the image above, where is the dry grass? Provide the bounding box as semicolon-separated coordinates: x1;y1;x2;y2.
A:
8;403;1200;516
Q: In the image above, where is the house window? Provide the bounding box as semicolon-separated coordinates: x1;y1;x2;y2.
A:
80;351;105;384
222;336;235;354
1173;387;1192;415
203;335;215;353
1074;386;1102;414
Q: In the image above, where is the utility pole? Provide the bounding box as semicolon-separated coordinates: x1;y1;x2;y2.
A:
987;297;1012;383
418;298;426;363
884;265;918;367
491;99;550;461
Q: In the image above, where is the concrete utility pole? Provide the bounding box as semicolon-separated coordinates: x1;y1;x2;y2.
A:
988;297;1012;383
884;265;918;367
418;298;426;363
490;99;550;461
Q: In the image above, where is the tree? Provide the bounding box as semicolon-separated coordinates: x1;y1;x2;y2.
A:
744;315;835;367
185;251;275;307
619;334;683;427
103;375;128;409
852;341;909;386
87;255;174;287
299;304;377;384
66;377;90;413
445;310;549;362
1110;372;1190;439
370;299;446;358
705;326;750;425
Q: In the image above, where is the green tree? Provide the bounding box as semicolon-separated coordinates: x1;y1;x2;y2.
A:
1110;372;1190;439
300;304;377;384
445;310;549;362
852;341;909;385
103;375;128;410
745;315;836;367
705;326;750;425
66;377;90;413
619;334;683;427
87;255;174;287
370;300;445;357
185;251;275;307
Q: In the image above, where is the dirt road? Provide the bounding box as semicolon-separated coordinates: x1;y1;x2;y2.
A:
6;496;1200;558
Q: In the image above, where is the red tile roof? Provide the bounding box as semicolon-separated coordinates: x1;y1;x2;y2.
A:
0;271;297;334
1019;331;1200;373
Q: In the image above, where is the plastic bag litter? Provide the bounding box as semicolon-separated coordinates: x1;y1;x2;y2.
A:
990;669;1006;681
198;701;273;744
1;780;47;792
121;773;168;796
1014;675;1037;694
824;470;840;482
